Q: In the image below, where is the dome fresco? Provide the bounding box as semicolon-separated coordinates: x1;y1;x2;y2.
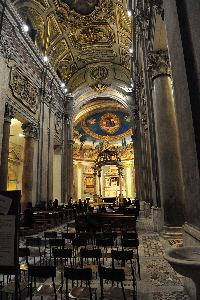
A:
75;111;132;141
73;111;133;161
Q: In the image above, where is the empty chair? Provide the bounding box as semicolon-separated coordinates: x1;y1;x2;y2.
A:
25;237;44;265
48;238;66;262
44;231;57;248
80;248;102;277
111;249;136;291
0;269;29;300
61;232;76;244
72;237;87;252
79;232;94;246
103;232;118;246
98;266;135;300
53;248;73;285
121;239;140;279
64;267;97;300
96;238;114;263
28;265;62;300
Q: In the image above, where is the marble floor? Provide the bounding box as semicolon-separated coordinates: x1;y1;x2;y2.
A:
1;214;192;300
136;217;190;300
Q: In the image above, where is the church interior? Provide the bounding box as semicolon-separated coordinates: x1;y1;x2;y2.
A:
1;0;200;299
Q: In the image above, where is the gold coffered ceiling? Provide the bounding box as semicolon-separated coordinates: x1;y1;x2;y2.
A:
12;0;132;91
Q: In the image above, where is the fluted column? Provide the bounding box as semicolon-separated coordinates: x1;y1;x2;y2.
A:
0;103;15;190
148;51;185;234
21;123;37;212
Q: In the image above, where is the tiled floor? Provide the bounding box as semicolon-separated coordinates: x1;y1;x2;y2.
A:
136;217;191;300
1;214;192;299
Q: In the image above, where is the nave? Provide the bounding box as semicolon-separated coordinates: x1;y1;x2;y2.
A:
1;214;191;300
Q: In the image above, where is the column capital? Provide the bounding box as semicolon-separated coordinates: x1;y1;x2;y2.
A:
148;50;170;78
4;103;16;123
22;123;38;138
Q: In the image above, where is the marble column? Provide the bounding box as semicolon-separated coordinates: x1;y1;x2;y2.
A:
21;123;37;213
77;162;82;199
97;168;101;197
148;51;185;234
0;103;15;190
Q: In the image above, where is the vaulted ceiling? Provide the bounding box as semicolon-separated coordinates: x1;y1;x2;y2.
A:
12;0;133;141
12;0;132;93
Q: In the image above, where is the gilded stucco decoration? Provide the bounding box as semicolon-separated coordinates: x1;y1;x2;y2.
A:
12;0;132;90
10;67;38;113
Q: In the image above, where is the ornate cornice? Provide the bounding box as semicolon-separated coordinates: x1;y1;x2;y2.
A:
6;95;39;126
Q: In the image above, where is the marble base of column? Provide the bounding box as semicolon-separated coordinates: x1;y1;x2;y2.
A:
161;225;183;239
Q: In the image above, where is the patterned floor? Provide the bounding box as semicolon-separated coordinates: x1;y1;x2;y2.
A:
1;215;192;300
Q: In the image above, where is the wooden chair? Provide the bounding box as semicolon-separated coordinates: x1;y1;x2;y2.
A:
111;249;136;291
53;248;73;285
98;266;134;300
121;239;140;279
28;265;62;300
64;267;97;300
44;231;57;248
0;269;29;300
48;238;66;263
80;248;102;277
25;237;44;265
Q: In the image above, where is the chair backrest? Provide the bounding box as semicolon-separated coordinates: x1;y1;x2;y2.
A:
64;267;92;281
49;238;65;248
111;249;133;261
98;265;125;281
44;231;58;239
53;248;72;267
26;237;41;248
61;232;76;241
80;248;102;259
29;265;57;279
121;238;139;249
64;267;93;300
72;238;87;247
96;238;114;248
122;232;138;240
19;247;31;258
80;248;102;267
103;232;117;240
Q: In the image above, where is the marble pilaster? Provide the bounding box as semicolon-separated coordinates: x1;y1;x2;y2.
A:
149;51;185;234
0;103;16;190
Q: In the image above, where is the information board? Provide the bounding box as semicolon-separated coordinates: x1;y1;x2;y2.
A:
0;190;21;274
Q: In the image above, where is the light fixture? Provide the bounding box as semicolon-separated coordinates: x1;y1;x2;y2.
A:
19;133;24;137
43;56;48;63
64;88;68;93
61;82;65;88
129;48;133;54
23;24;29;32
128;10;132;16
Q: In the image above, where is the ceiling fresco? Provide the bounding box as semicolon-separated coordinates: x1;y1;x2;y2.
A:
12;0;132;91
